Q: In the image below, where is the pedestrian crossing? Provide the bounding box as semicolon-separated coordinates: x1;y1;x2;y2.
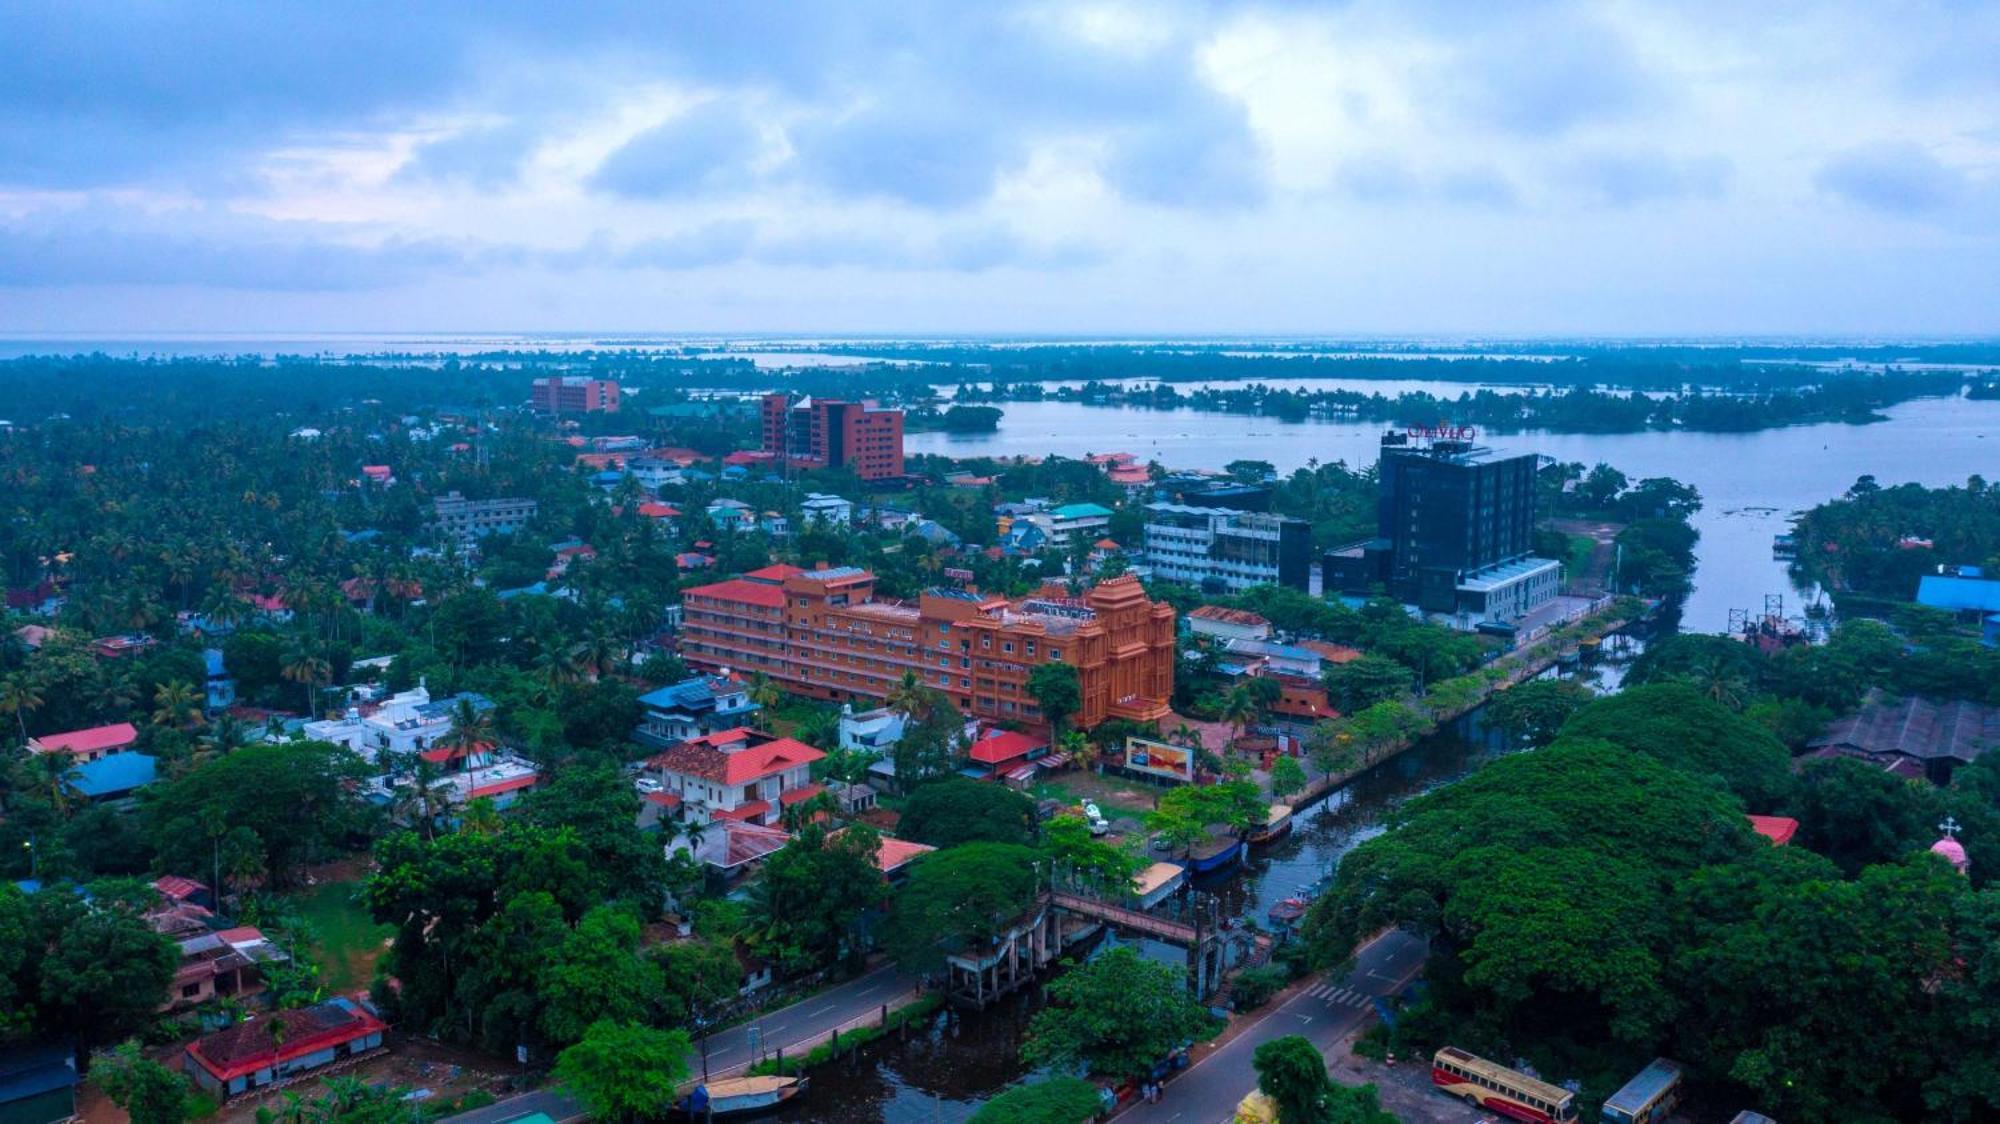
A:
1302;981;1375;1009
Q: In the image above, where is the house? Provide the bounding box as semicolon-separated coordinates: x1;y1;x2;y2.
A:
301;685;494;765
12;625;54;651
89;633;155;659
827;779;878;815
1025;503;1113;550
633;501;681;524
635;675;761;748
705;498;754;532
359;465;394;486
71;752;159;803
628;455;686;490
830;828;934;882
0;1043;78;1124
183;998;386;1099
999;519;1048;556
548;541;597;579
1748;815;1799;846
1186;606;1272;643
675;552;716;571
838;705;907;753
166;926;289;1011
1221;637;1325;679
759;513;791;538
965;729;1049;786
800;493;854;528
204;648;236;712
645;727;826;828
1806;693;2000;784
910;519;962;549
28;722;139;762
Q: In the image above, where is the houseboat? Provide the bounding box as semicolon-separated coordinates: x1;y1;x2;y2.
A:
677;1075;807;1117
1247;804;1294;845
1188;831;1245;874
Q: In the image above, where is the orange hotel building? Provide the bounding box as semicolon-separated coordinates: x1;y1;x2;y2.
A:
679;564;1176;731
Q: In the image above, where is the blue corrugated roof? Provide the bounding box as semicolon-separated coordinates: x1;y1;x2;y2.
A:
0;1042;78;1101
71;752;157;798
1050;503;1113;519
1917;575;2000;613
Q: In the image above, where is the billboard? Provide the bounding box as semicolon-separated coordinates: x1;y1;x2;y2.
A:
1124;736;1194;783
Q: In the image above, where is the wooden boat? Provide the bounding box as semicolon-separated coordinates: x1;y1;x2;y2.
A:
677;1075;807;1117
1247;804;1294;846
1267;896;1310;925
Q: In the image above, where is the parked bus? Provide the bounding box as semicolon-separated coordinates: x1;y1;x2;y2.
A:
1601;1058;1683;1124
1429;1047;1576;1122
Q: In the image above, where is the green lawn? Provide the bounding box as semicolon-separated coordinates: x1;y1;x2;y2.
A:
288;880;393;992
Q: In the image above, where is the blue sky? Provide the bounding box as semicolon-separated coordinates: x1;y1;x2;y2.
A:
0;1;1996;336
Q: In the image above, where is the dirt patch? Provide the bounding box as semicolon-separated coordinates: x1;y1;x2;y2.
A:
213;1035;521;1124
1033;771;1163;817
1327;1032;1491;1124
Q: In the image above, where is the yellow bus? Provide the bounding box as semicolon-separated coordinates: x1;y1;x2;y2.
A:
1430;1047;1577;1123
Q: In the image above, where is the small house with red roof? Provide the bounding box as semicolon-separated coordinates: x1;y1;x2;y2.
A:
1748;815;1799;847
646;728;826;828
183;997;385;1099
964;729;1049;785
28;722;139;762
358;465;394;486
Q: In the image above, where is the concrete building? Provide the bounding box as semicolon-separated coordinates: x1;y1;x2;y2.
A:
680;567;1175;731
1184;606;1273;644
1143;503;1311;592
634;674;760;748
432;491;537;543
1025;503;1113;550
760;393;905;480
800;492;855;527
530;376;619;413
183;999;385;1099
644;728;826;828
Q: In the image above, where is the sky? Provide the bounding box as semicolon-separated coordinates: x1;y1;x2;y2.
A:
1;1;1997;338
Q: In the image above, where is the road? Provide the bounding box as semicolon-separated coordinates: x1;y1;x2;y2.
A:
1114;928;1429;1124
444;961;918;1123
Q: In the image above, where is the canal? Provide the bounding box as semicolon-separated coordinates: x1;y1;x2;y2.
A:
766;637;1645;1121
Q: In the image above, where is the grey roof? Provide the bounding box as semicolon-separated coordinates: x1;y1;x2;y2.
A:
1809;694;2000;764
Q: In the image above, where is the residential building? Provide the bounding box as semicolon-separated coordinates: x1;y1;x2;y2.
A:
1025;503;1113;550
531;376;620;413
1185;606;1273;643
800;492;854;527
1748;815;1799;846
183;999;386;1100
301;685;494;765
1143;503;1312;592
760;393;906;480
965;729;1049;785
635;675;760;748
838;705;907;753
433;491;538;542
203;648;235;712
1221;637;1326;679
167;926;289;1011
645;727;826;827
679;566;1175;731
628;455;686;490
705;498;754;531
71;752;158;803
1324;430;1557;626
27;722;138;762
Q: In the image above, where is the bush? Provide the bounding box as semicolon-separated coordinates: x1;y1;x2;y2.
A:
1232;965;1289;1011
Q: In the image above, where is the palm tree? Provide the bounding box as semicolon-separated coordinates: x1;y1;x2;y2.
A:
0;674;45;745
568;626;620;681
151;679;205;731
886;670;932;721
22;750;83;819
441;697;495;756
530;646;579;701
281;646;331;719
1220;685;1258;747
749;673;785;713
199;587;249;633
1168;722;1204;750
1059;728;1099;774
94;671;140;720
197;714;255;760
780;789;839;832
459;797;503;837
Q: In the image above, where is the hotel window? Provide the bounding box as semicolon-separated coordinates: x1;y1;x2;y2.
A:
1049;649;1061;660
1025;642;1036;656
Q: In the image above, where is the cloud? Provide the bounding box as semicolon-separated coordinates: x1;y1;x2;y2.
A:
1100;91;1267;208
1815;142;1964;214
786;105;1014;209
1445;11;1660;137
399;120;546;188
590;100;767;198
1570;151;1731;207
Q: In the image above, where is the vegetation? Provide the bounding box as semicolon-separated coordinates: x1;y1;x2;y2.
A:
552;1020;692;1123
1253;1035;1396;1124
968;1076;1104;1124
1791;476;2000;605
896;778;1038;848
1022;947;1214;1082
885;843;1042;973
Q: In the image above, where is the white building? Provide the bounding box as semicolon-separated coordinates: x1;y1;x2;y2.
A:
1141;503;1312;592
1454;556;1563;628
837;705;907;752
301;684;494;765
645;728;826;828
800;493;854;528
1025;503;1113;550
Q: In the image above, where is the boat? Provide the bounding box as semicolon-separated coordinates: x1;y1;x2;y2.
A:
1247;804;1294;846
1267;896;1310;925
1188;832;1245;874
676;1075;808;1117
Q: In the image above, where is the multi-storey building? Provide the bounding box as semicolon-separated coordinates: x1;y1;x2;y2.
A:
1022;503;1114;551
760;393;905;480
432;491;537;542
680;566;1175;730
1143;503;1311;592
530;376;620;413
1324;430;1558;626
646;727;826;827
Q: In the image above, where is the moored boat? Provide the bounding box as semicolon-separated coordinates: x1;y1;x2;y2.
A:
677;1075;808;1118
1188;832;1245;873
1267;896;1310;925
1247;803;1293;845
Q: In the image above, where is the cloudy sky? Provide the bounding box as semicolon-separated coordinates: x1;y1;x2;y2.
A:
1;1;1996;337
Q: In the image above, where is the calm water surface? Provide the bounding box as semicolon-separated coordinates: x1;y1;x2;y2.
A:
908;394;2000;633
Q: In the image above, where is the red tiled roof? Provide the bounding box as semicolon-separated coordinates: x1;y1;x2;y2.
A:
1749;815;1799;846
419;740;494;764
154;875;209;902
469;773;540;799
644;791;683;809
967;729;1044;765
636;502;680;519
744;564;806;582
830;829;936;874
777;782;826;806
186;1001;386;1083
683;578;786;608
1189;606;1272;627
651;729;826;785
711;800;772;822
215;926;266;944
32;721;139;755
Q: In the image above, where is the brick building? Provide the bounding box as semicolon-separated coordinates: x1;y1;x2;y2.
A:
760;393;905;480
530;376;620;413
680;567;1175;731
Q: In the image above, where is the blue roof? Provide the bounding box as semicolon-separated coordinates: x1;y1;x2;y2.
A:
1917;575;2000;614
0;1042;78;1102
71;752;157;798
1050;503;1113;519
203;648;227;677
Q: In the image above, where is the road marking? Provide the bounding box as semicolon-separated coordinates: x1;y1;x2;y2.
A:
1367;969;1399;982
1293;1014;1314;1024
810;1005;835;1017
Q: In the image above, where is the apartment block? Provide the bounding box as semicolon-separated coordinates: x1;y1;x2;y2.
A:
530;376;620;413
1142;503;1312;592
760;393;905;480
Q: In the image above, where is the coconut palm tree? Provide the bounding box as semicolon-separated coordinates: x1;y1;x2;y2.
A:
151;679;205;731
568;626;621;681
886;670;933;721
0;674;45;745
21;750;83;820
780;789;840;832
1220;685;1258;746
94;671;140;720
281;646;331;719
1168;721;1204;750
197;713;255;760
1059;728;1099;774
441;696;495;756
748;673;785;713
459;797;504;837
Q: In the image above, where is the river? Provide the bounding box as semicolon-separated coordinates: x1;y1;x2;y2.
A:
908;392;2000;635
765;640;1643;1122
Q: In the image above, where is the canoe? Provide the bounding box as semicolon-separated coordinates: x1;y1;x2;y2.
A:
678;1074;808;1117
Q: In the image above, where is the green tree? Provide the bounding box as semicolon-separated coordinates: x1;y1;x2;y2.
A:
26;885;179;1062
538;907;666;1047
897;778;1037;848
1785;756;1934;878
1321;656;1412;713
885;842;1042;973
1558;682;1794;810
1270;755;1308;800
749;823;884;973
143;741;371;888
1026;661;1082;735
93;1041;190;1124
1485;677;1592;746
553;1020;691;1123
1253;1035;1396;1124
1022;947;1213;1081
967;1076;1104;1124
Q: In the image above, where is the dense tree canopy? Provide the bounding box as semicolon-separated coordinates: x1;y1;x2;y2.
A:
886;842;1042;973
896;778;1038;848
1022;947;1213;1081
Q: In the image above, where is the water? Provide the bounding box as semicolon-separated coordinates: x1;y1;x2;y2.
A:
764;634;1648;1121
907;394;2000;634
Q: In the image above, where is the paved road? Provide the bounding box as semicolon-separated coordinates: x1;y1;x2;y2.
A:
1114;929;1429;1124
444;961;918;1123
